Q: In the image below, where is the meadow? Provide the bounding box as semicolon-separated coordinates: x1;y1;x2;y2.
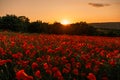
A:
0;32;120;80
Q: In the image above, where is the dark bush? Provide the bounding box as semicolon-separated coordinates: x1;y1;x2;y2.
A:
1;14;119;36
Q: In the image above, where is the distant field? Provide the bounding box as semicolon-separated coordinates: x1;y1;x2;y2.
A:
0;32;120;80
90;22;120;30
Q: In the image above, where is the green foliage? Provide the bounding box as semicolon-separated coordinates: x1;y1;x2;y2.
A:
0;14;119;36
0;14;29;32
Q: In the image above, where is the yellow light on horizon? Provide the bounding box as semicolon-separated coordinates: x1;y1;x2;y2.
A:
61;19;70;25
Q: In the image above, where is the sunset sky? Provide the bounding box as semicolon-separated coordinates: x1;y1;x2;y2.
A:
0;0;120;23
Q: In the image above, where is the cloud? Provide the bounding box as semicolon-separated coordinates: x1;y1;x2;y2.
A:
88;3;111;7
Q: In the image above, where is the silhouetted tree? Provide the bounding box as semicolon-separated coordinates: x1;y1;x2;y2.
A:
52;22;63;34
18;16;30;32
41;22;50;33
28;20;43;33
0;14;30;32
0;17;2;29
69;22;96;35
1;14;112;36
0;15;18;31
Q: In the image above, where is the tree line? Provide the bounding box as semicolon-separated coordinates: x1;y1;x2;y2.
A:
0;14;119;36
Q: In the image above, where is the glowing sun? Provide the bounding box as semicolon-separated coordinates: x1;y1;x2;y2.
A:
61;19;70;25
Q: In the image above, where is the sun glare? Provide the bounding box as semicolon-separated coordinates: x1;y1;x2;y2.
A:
61;19;70;25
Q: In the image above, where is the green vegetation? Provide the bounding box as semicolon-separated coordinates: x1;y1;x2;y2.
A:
0;14;120;36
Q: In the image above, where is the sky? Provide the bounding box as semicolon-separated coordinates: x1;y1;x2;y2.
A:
0;0;120;23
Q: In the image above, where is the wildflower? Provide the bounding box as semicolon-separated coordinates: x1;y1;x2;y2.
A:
109;59;116;66
16;70;33;80
87;73;96;80
36;57;42;62
46;69;52;75
76;62;81;68
35;70;42;79
72;68;79;75
70;58;75;63
24;76;33;80
93;65;99;73
47;48;55;53
32;62;38;70
11;41;15;47
62;68;70;74
25;50;30;55
22;60;29;68
54;70;62;78
12;52;23;59
85;62;91;69
65;63;71;70
0;59;7;66
0;47;6;55
52;67;58;73
43;63;49;70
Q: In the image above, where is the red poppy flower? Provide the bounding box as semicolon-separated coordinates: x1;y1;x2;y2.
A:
65;63;71;70
43;63;49;70
37;57;42;62
87;73;96;80
0;59;7;66
62;68;70;74
31;62;38;70
85;62;91;69
24;76;33;80
35;70;42;79
52;67;58;73
76;62;81;68
46;69;52;75
109;59;116;66
72;68;79;75
16;70;31;80
11;41;15;47
54;70;62;78
12;52;23;59
25;50;30;55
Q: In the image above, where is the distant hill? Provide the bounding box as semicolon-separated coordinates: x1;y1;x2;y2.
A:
89;22;120;30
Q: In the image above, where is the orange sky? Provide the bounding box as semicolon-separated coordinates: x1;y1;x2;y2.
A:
0;0;120;23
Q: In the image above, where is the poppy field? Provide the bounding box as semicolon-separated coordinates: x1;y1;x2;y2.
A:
0;32;120;80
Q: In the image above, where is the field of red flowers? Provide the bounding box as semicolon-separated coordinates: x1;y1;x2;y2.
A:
0;32;120;80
